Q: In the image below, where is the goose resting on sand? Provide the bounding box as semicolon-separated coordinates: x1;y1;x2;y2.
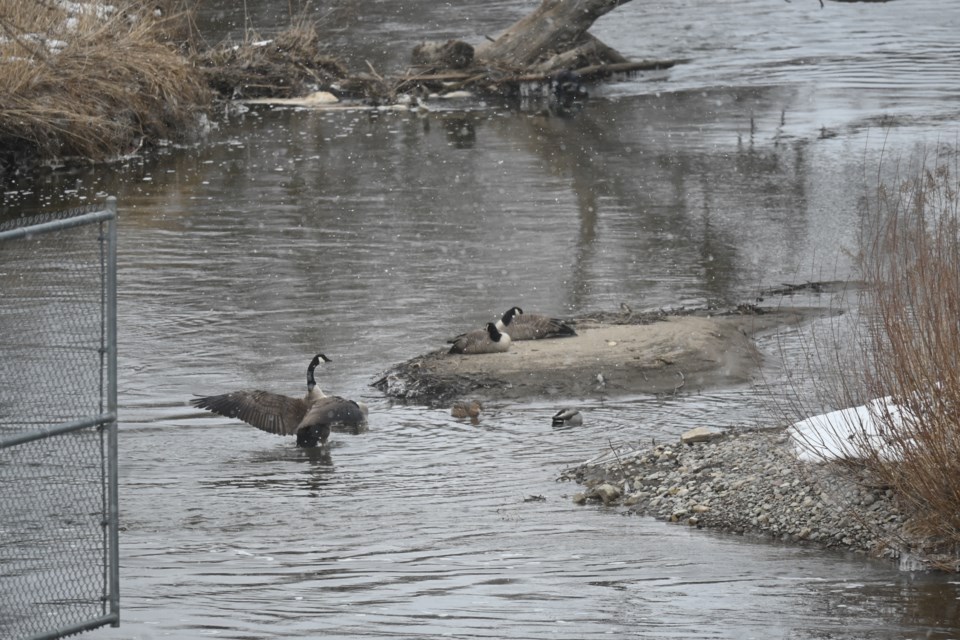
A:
448;322;511;355
447;307;575;349
495;306;576;340
191;354;367;448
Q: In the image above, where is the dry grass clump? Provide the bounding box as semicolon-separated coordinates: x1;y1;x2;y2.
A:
0;0;209;172
851;155;960;564
196;18;348;100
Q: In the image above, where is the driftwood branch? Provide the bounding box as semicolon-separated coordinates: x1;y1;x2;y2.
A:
476;0;635;71
400;0;661;102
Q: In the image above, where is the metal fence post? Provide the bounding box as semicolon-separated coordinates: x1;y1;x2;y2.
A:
105;196;120;626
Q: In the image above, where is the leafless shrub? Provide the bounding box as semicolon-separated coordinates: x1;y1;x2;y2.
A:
783;147;960;566
854;150;960;551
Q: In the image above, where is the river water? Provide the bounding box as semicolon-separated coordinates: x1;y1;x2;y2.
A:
4;0;960;638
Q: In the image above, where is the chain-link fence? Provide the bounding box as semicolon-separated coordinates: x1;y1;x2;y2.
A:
0;199;119;639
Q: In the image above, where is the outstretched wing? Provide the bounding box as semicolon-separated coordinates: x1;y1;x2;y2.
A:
191;390;309;436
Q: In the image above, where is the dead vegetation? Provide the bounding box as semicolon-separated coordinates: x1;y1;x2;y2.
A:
785;150;960;570
195;17;353;101
853;155;960;568
0;0;209;174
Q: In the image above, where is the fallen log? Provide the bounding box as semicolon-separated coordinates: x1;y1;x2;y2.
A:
535;33;628;73
476;0;635;71
204;0;677;108
393;58;675;104
400;0;678;104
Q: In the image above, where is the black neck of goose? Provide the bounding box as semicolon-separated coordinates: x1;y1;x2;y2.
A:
501;307;522;326
487;323;502;341
307;356;320;390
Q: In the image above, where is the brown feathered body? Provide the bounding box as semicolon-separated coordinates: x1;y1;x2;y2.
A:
451;400;483;420
496;308;576;340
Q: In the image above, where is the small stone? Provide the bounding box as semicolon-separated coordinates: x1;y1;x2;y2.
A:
692;504;711;513
681;427;722;445
573;492;587;504
623;493;643;507
593;483;621;505
302;91;339;105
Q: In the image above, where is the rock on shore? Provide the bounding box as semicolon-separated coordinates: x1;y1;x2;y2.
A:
559;427;929;567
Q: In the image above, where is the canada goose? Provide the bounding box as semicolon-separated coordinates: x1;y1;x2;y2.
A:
451;400;483;424
551;408;582;428
495;306;576;340
448;322;511;355
190;354;367;448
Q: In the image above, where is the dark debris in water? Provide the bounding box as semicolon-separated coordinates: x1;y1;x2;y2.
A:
757;279;861;298
371;350;508;408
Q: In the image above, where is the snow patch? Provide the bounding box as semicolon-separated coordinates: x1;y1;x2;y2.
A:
788;396;914;462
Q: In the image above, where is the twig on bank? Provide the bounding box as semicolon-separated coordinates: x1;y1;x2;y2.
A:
608;438;631;493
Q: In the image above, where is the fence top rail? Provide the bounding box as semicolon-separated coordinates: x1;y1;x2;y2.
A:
0;412;117;449
0;197;116;242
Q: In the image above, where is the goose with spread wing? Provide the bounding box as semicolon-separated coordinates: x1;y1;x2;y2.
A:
191;353;367;447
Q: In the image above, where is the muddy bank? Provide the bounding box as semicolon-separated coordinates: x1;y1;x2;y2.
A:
372;306;830;405
559;427;960;572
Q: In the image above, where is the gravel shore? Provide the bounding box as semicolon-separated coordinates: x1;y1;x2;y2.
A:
559;426;956;571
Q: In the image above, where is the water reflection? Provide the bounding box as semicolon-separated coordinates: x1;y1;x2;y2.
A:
441;114;477;149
